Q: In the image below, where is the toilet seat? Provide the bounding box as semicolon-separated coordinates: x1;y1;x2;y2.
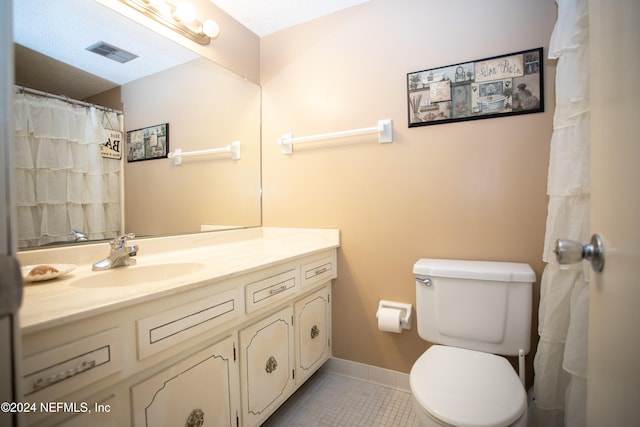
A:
410;345;526;427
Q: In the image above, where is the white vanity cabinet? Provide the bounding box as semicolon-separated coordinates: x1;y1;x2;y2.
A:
131;335;240;427
19;229;338;427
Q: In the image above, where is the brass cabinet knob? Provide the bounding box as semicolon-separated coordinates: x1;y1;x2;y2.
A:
265;356;278;373
186;408;204;427
310;325;320;339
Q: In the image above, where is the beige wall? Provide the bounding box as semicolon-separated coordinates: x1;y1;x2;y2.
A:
180;0;261;83
260;0;557;386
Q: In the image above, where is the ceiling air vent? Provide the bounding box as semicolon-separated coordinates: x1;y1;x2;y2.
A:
86;41;138;64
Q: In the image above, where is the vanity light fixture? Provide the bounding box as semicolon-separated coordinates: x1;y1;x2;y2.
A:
119;0;220;45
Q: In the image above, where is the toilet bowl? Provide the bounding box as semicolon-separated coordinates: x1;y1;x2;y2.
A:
410;259;535;427
410;346;527;427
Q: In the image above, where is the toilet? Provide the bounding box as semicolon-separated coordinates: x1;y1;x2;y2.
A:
410;258;535;427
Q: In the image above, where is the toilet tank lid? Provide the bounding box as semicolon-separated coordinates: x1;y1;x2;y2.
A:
413;258;535;283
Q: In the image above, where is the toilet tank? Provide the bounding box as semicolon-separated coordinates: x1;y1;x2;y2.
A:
413;259;535;356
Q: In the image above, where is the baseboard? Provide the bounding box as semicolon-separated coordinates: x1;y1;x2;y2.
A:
321;357;411;393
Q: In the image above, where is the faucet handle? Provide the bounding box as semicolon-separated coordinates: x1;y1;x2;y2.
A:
111;233;135;249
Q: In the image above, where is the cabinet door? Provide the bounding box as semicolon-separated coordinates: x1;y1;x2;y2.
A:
58;394;119;427
240;306;295;426
131;335;239;427
295;285;331;385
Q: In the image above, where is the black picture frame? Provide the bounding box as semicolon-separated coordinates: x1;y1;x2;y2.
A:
126;123;169;162
407;47;544;127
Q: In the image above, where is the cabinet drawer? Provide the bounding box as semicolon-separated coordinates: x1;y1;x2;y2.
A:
300;255;336;289
245;269;298;313
137;288;239;359
22;328;122;401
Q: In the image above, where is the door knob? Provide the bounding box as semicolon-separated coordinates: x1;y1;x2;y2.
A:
553;234;605;272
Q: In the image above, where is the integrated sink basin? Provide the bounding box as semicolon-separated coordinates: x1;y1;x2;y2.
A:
70;262;206;288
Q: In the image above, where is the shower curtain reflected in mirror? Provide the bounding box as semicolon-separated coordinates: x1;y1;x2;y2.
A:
13;92;122;248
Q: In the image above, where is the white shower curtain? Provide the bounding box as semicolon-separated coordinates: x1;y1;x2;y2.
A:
532;0;590;425
13;93;122;248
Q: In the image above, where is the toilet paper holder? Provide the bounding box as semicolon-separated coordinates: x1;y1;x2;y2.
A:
376;300;412;330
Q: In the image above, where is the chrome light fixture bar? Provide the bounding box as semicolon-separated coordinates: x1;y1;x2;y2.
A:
119;0;219;45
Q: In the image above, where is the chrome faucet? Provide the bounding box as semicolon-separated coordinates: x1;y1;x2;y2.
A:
92;233;139;271
70;229;88;242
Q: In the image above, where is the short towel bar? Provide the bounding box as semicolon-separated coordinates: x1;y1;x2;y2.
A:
278;119;393;154
168;141;241;165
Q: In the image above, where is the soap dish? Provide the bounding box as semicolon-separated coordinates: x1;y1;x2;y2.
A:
21;264;76;283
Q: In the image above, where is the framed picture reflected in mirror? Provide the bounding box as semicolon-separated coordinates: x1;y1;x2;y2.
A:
126;123;169;162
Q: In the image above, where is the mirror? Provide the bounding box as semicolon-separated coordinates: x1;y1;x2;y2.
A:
13;0;261;248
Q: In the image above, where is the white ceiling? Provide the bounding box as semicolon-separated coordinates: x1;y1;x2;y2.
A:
210;0;371;36
13;0;198;87
12;0;370;99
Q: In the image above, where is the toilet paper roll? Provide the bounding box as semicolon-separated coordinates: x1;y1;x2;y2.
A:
377;308;402;333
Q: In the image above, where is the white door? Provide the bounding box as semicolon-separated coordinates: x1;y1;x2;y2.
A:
587;0;640;424
1;2;23;427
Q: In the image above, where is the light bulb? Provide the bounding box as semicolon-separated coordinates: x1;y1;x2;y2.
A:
174;2;196;23
201;19;220;38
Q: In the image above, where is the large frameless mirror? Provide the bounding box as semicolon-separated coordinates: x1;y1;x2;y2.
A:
13;0;261;249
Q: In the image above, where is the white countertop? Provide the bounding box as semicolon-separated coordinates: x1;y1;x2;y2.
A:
18;227;340;334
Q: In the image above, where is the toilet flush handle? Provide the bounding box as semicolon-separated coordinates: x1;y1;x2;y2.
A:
416;277;432;286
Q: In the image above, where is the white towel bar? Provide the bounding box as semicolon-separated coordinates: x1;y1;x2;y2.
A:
278;119;393;154
168;141;240;165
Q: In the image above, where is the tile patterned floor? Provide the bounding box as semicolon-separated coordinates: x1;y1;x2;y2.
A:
262;369;420;427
